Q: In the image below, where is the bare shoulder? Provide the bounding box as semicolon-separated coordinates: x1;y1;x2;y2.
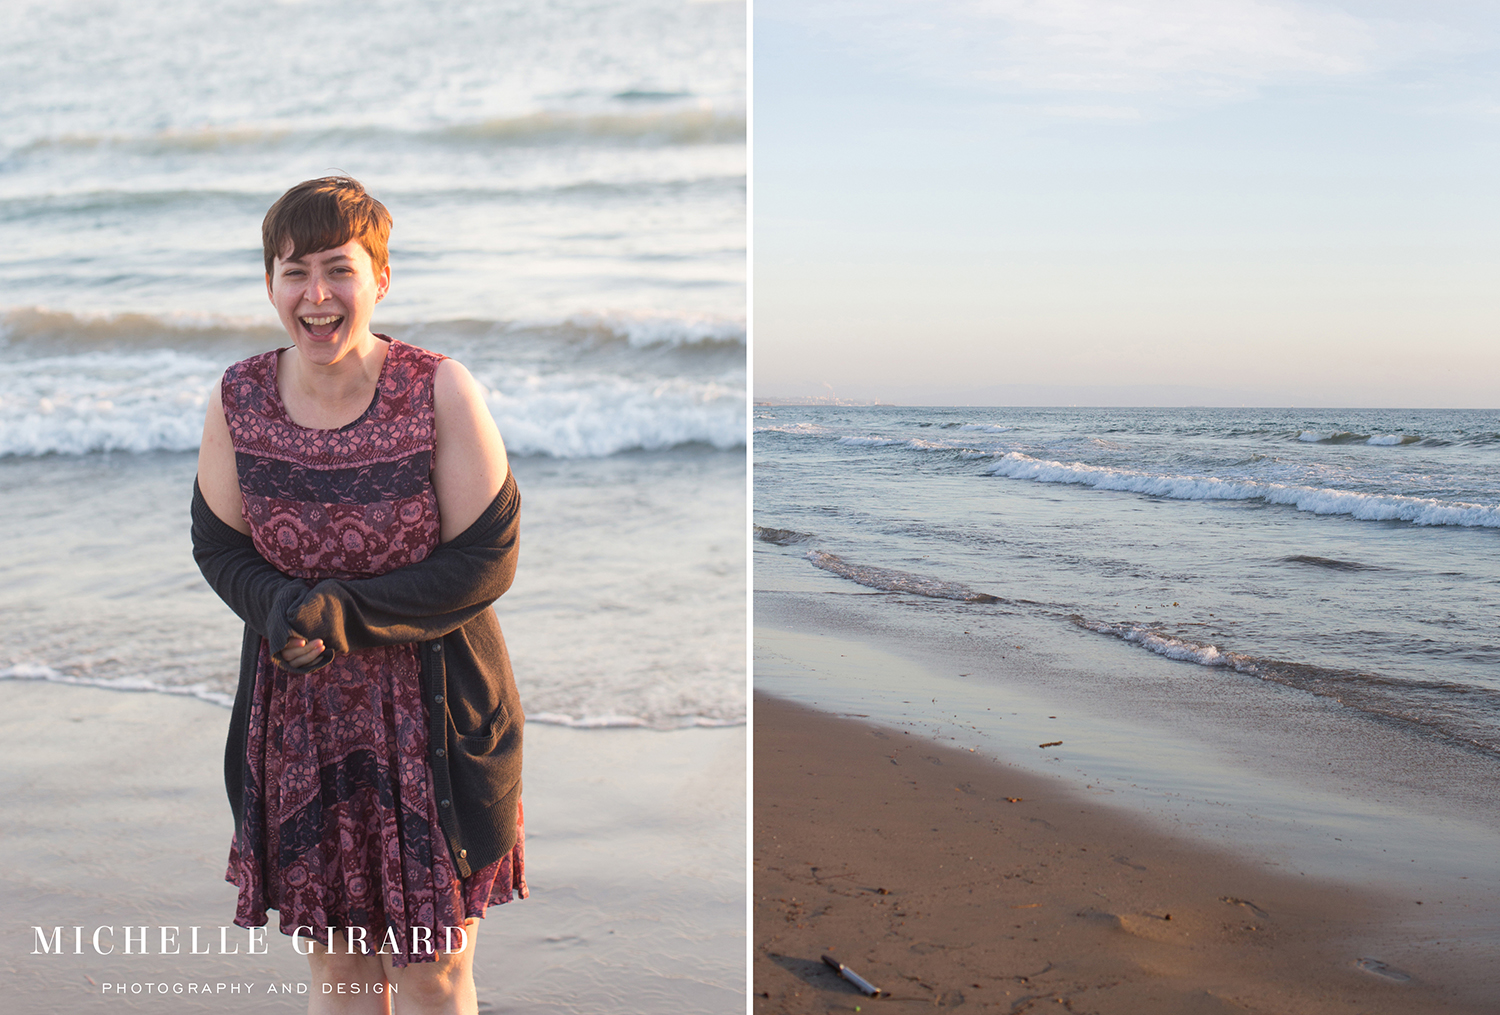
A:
432;358;509;541
197;370;251;534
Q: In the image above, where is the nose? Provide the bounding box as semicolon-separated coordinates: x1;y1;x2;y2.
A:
306;272;330;304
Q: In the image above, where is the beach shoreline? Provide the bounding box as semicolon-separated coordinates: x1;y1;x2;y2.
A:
753;690;1495;1013
0;680;745;1014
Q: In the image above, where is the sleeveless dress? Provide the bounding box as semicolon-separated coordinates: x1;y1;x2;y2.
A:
220;337;526;965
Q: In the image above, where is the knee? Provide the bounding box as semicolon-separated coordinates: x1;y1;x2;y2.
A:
393;956;467;1004
308;937;385;988
388;944;477;1012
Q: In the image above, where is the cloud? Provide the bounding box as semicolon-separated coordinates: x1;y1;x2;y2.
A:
762;0;1469;113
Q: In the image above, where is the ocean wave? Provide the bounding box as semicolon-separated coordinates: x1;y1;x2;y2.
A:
3;306;744;355
984;452;1500;528
0;348;218;456
805;550;1002;603
0;666;742;729
526;710;743;730
484;372;744;458
754;525;813;545
0;345;744;459
557;311;744;349
753;422;828;435
837;436;902;447
0;663;234;708
16;108;746;158
1;306;276;352
1298;429;1420;446
1282;554;1384;572
1072;617;1500;755
1297;430;1362;444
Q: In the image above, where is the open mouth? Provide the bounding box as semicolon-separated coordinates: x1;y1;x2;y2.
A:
300;314;344;338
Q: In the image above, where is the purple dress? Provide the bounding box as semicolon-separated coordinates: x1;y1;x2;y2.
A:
221;337;526;965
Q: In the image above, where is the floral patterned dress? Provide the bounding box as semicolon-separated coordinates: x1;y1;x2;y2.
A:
220;337;525;965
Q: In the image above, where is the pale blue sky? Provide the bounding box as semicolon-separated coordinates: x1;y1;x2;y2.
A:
754;0;1500;406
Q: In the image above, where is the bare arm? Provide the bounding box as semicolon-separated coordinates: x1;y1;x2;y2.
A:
432;359;509;542
197;378;250;536
195;375;324;668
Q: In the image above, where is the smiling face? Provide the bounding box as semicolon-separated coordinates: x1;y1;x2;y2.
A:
267;240;390;367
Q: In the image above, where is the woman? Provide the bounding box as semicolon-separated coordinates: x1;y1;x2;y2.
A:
192;176;525;1014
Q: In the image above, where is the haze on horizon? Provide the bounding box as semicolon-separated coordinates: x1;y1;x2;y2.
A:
755;0;1500;409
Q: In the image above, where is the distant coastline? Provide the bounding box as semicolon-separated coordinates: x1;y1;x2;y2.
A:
754;396;893;407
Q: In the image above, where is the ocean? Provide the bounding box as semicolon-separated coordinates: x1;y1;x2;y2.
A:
754;405;1500;895
0;0;747;731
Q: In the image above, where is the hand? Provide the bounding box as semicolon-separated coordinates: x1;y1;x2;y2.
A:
276;630;328;670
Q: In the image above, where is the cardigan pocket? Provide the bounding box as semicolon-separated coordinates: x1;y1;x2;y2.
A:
456;701;510;756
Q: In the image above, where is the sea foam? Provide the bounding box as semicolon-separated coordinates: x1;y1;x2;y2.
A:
985;452;1500;528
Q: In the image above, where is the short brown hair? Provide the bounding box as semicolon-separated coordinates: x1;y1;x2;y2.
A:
262;176;391;276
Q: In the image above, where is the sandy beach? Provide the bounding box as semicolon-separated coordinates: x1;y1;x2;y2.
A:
754;692;1496;1013
0;680;745;1013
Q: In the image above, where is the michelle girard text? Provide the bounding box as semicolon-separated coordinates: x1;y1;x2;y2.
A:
31;925;469;958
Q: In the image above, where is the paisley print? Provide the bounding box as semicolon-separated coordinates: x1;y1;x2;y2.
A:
221;338;526;966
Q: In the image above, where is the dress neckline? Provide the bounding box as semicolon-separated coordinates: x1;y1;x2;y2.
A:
266;334;396;433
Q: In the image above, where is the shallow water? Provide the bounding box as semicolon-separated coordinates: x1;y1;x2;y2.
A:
754;404;1500;916
0;0;747;729
0;446;744;729
756;405;1500;754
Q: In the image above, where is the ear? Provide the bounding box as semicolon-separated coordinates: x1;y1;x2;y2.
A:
376;263;391;301
266;272;274;303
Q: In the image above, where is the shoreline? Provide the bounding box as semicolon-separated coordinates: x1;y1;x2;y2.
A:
753;587;1500;894
0;680;745;1013
754;691;1495;1012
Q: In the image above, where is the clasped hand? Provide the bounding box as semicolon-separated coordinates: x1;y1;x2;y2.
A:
276;630;329;670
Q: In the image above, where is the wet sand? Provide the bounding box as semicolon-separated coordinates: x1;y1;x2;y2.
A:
754;692;1494;1014
0;680;745;1013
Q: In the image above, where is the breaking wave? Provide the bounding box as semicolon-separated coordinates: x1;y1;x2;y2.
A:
805;550;1002;603
754;525;814;545
985;452;1500;529
1073;617;1500;756
0;309;745;459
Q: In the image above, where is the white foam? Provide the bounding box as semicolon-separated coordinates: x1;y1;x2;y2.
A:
484;371;744;458
523;711;743;729
0;349;218;456
0;347;744;459
985;452;1500;528
836;436;901;447
0;664;235;708
561;310;745;348
1074;619;1237;668
805;549;1000;602
752;422;828;435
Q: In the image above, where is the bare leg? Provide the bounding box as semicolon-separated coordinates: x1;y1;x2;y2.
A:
307;930;391;1015
383;919;480;1015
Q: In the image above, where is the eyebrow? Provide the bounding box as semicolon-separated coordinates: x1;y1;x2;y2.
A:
282;252;354;266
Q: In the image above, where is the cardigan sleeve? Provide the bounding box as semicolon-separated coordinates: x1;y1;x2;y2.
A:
190;478;312;665
283;471;521;654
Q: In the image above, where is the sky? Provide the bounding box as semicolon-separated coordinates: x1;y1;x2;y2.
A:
753;0;1500;407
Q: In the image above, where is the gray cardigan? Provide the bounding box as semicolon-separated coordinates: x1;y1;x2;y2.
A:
190;472;523;878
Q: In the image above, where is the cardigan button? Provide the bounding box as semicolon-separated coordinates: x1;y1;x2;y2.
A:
434;694;444;704
440;799;451;808
459;849;467;859
432;643;443;654
434;748;446;758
